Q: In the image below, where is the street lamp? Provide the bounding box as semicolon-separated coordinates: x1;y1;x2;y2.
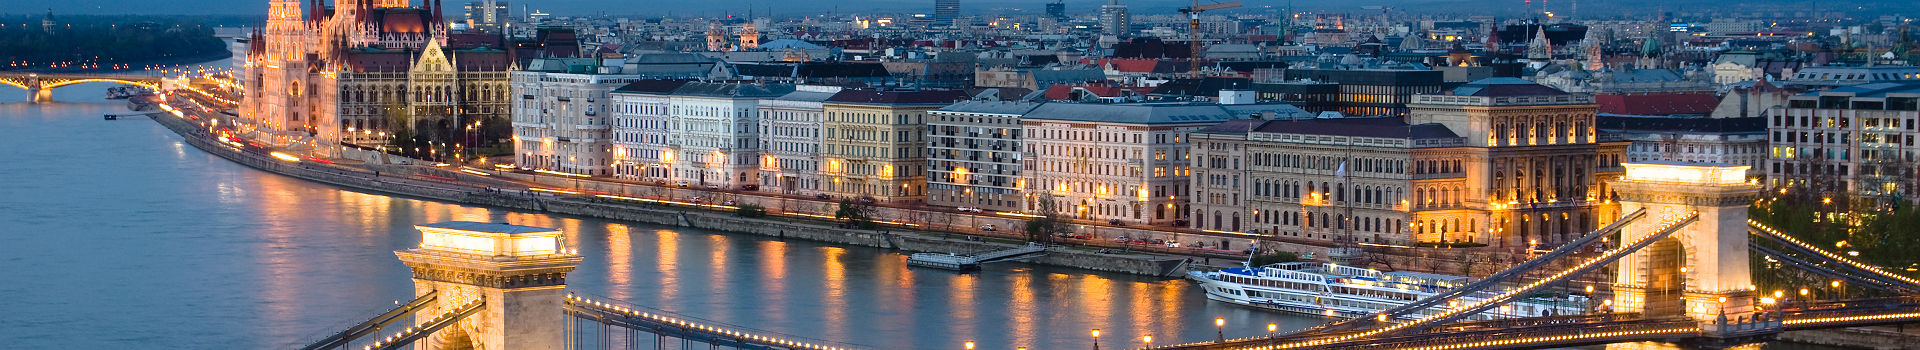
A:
964;341;975;350
1215;317;1225;342
1142;335;1152;347
1091;329;1101;350
1267;323;1277;336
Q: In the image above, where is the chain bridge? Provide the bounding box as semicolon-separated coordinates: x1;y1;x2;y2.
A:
291;161;1920;350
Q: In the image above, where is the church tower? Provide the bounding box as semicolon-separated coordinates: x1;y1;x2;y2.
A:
706;22;730;52
740;22;761;50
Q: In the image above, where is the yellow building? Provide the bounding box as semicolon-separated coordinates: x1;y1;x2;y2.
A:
820;89;969;202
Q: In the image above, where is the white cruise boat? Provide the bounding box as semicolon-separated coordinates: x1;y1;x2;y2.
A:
1188;262;1590;321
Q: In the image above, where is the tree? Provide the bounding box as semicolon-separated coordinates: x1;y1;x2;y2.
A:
735;203;767;218
835;199;875;229
1023;197;1071;245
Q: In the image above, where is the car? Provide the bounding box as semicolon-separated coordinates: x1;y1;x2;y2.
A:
706;185;721;190
740;185;759;191
654;180;667;186
858;196;877;204
979;224;996;231
1107;219;1123;225
815;194;832;200
677;182;690;188
956;206;971;213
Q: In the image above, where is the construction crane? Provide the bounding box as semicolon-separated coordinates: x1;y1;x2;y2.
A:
1181;0;1241;75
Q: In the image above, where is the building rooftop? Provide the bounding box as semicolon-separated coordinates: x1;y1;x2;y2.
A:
1594;93;1719;116
1449;77;1569;97
1806;81;1920;98
1597;115;1765;134
1201;117;1460;139
611;79;694;94
1022;102;1302;125
673;82;796;98
935;100;1046;115
825;89;969;105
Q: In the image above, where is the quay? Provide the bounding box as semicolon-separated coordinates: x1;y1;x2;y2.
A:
142;108;1192;277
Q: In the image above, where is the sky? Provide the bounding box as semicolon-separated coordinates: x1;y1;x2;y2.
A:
4;0;1479;17
2;0;1903;19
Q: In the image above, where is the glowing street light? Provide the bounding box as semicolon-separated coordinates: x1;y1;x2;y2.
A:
1142;335;1153;347
1215;318;1226;342
1091;329;1101;350
964;341;975;350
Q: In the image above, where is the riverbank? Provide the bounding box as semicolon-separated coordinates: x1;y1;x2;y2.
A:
146;110;1192;277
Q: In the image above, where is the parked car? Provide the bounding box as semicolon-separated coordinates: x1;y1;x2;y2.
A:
677;182;690;188
740;184;759;191
858;196;877;204
814;194;831;200
654;180;667;186
979;224;996;231
1107;219;1123;225
706;185;722;190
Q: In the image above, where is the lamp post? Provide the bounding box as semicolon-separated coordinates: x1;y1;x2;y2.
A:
1215;317;1226;342
1267;323;1278;337
964;341;975;350
1142;335;1153;348
1091;329;1101;350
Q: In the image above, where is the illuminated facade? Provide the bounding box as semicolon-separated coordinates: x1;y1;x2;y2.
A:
395;221;581;350
1189;117;1468;246
757;85;844;195
1610;162;1761;321
1770;82;1920;204
927;101;1041;212
608;80;692;182
820;89;969;202
665;82;795;188
241;0;515;157
511;57;652;176
1023;102;1299;225
1408;78;1628;247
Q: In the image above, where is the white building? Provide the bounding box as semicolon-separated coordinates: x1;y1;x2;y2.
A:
667;82;795;188
757;85;843;194
1020;102;1308;225
609;80;694;182
511;57;652;176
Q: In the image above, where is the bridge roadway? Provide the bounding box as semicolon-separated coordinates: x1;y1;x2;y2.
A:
0;72;164;102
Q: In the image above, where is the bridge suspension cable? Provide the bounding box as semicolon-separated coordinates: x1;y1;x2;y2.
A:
1749;243;1912;292
1307;208;1649;334
1196;212;1700;350
299;290;440;350
361;298;485;350
1748;220;1920;291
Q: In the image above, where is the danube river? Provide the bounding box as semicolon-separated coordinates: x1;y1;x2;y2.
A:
0;86;1325;349
0;82;1846;350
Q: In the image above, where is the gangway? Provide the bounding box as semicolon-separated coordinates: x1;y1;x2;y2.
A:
906;243;1048;271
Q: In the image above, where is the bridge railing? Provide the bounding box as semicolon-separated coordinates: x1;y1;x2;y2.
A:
364;298;485;350
564;293;867;350
1318;320;1700;350
1749;220;1920;290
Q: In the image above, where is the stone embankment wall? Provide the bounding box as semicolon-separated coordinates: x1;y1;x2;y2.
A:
149;113;1187;277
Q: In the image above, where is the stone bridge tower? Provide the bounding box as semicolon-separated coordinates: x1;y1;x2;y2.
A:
396;222;581;350
1609;161;1762;322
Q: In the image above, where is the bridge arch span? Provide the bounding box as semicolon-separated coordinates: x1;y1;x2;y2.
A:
39;78;161;90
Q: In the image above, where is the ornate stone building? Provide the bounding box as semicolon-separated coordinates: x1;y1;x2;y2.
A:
820;89;970;202
1408;78;1628;247
242;0;518;157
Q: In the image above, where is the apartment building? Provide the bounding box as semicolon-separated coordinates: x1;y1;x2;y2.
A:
757;85;844;195
1770;82;1920;203
511;57;653;176
667;82;795;188
609;79;692;182
927;101;1043;212
820;89;970;201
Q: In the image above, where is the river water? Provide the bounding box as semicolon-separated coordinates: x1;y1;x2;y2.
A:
0;80;1850;350
0;86;1327;349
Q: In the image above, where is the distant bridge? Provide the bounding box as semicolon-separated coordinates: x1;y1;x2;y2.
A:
0;72;163;103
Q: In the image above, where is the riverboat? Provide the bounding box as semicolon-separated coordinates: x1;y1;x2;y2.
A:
1188;262;1590;321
